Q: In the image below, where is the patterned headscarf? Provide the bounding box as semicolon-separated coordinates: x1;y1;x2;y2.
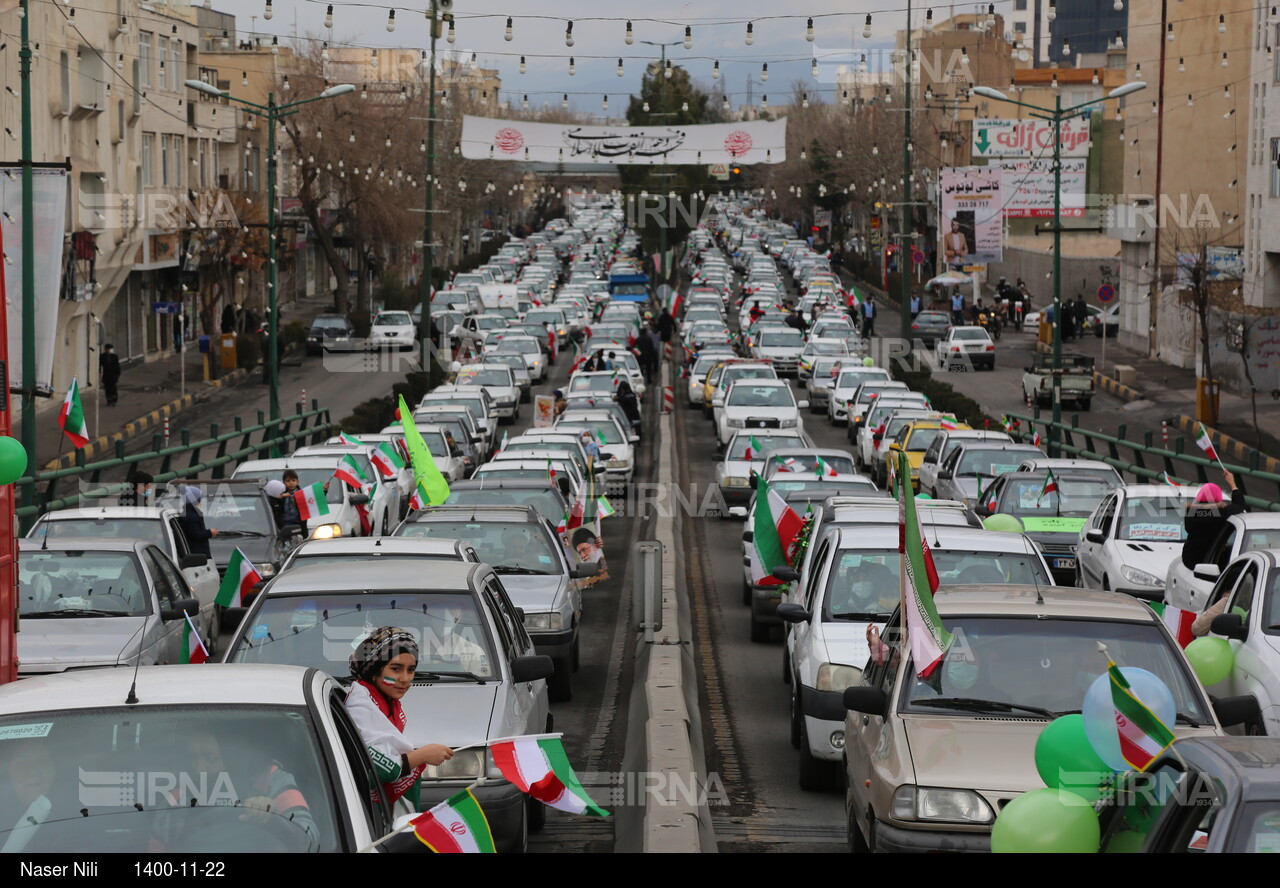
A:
349;626;418;681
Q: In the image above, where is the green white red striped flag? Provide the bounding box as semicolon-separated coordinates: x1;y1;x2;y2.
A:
939;414;959;431
293;482;331;521
58;378;90;449
743;435;762;461
1195;423;1220;463
749;474;804;587
596;496;616;519
1149;602;1196;649
333;454;369;489
215;547;262;608
180;612;209;664
1037;468;1059;504
1159;471;1182;487
337;432;365;447
1108;658;1176;771
489;733;609;817
371;441;405;478
814;456;839;478
897;450;952;678
410;787;496;853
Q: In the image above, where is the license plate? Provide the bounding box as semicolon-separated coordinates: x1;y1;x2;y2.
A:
1053;558;1077;570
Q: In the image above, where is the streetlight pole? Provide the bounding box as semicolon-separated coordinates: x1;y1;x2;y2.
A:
18;0;36;518
971;81;1145;457
640;40;681;284
418;2;442;380
899;0;914;346
183;79;354;456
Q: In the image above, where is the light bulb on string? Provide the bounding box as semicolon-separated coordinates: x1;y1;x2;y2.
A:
349;130;356;143
811;58;818;78
271;36;279;55
684;26;692;49
863;14;872;38
447;20;455;43
602;95;609;111
664;60;672;79
806;17;814;41
562;94;569;109
1222;52;1228;67
565;21;574;47
1166;23;1174;41
1062;37;1071;57
264;0;272;20
321;42;330;62
324;4;333;28
1218;14;1226;33
617;58;624;77
761;63;768;82
1187;94;1193;107
504;17;513;41
961;46;969;65
761;95;768;110
1178;57;1185;73
386;9;395;32
712;60;720;79
801;92;809;108
242;71;249;86
569;57;576;75
721;96;729;111
681;100;688;112
925;8;934;31
745;22;754;45
1114;0;1123;8
625;21;634;44
519;56;526;74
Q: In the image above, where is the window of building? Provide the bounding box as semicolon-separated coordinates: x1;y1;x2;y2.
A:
157;36;168;90
171;38;181;79
1014;21;1027;33
1015;0;1027;8
139;32;153;88
161;134;171;185
1271;139;1280;198
198;140;208;188
142;133;155;187
170;137;183;190
78;46;104;109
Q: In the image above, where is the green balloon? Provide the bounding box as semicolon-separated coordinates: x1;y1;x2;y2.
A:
983;513;1024;533
991;787;1100;853
917;492;933;500
0;436;28;486
1034;715;1112;804
1104;829;1148;853
862;357;875;367
1184;636;1234;686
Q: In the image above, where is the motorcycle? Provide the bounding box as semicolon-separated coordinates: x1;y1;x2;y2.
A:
976;309;1002;341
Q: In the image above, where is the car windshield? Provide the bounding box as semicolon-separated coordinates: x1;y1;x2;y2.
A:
476;317;508;330
424;397;487;421
233;472;343;506
1116;496;1190;542
230;589;498;680
456;367;511;388
726;435;801;460
192;491;279;534
32;518;167;550
858;386;906;404
812;358;843;377
0;706;338;852
311;317;348;330
570;375;620;393
525;312;563;326
444;488;564;523
723;367;775;387
396;520;559;575
18;550;151;616
806;341;849;356
955;449;1039;479
897;616;1208;723
1243;528;1280;553
375;313;411;326
563;421;623;445
1001;477;1112;518
918;312;950;324
727;385;793;408
495;339;538;355
759;330;804;347
771;479;878;497
768;454;856;475
953;328;990;341
486;356;527;374
836;370;886;389
419;432;451;460
904;428;942;452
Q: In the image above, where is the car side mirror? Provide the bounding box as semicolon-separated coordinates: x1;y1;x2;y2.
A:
797;400;810;409
629;434;640;444
1193;563;1222;583
1085;529;1106;544
510;654;556;683
1211;612;1248;641
776;602;811;624
162;599;202;622
472;433;484;443
1212;694;1260;727
742;530;754;543
348;493;370;506
571;562;600;579
772;565;800;583
843;686;889;718
179;554;209;570
937;470;953;481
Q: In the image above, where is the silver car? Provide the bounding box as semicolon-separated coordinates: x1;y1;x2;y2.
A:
932;442;1046;507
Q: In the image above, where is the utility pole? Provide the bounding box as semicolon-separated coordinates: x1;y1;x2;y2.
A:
417;2;443;380
19;0;36;519
899;0;914;346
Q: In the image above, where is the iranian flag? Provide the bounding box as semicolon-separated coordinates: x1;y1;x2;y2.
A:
371;441;405;479
546;459;557;483
596;429;608;447
565;485;589;531
597;497;617;519
216;548;262;608
294;482;331;521
333;454;369;489
1108;659;1176;771
408;479;432;512
1149;602;1196;649
489;734;610;817
749;475;804;587
666;284;683;319
1160;472;1183;487
1032;429;1042;448
897;451;952;678
337;432;365;446
410;788;496;853
1195;423;1220;463
58;378;90;449
180;612;209;664
939;415;959;431
1037;468;1059;504
742;435;762;461
1001;415;1014;433
815;456;839;478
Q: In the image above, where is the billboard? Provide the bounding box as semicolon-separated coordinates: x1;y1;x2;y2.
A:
971;117;1092;159
939;167;1003;266
461;115;787;165
994;159;1088;217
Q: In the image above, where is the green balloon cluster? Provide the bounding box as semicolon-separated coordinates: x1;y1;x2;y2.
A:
862;357;875;367
991;787;1100;853
1184;636;1234;686
983;513;1023;533
0;436;27;486
1033;715;1112;804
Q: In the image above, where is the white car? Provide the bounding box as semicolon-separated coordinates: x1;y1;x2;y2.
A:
420;385;497;452
291;445;401;536
827;367;890;424
487;334;547;382
797;339;851;382
707;361;778;425
855;399;931;472
232;456;372;539
1165;512;1280;613
1076;485;1200;597
917;429;1014;498
687;353;730;408
716;378;808;448
368;310;417;351
717;430;811;517
554;419;635;488
751;326;806;376
455;363;521;422
459;313;515;348
804;357;848;414
936;326;997;371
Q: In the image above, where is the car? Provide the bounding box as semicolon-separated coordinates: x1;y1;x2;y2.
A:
420;386;498;453
560;400;635;441
804;357;850;413
1075;485;1200;597
717;431;812;517
751;326;807;376
936;326;997;371
306;313;355;355
841;585;1226;852
706;361;779;425
569;370;633;405
398;409;484;475
368;310;417;352
856;403;936;479
554;420;635;490
931;442;1046;507
1166;514;1280;613
1014;458;1123;488
760;447;857;482
443;478;570;526
975;471;1118;585
230;458;372;541
491;446;589;493
716;379;809;448
881;420;969;493
487;335;547;382
16;539;211;675
0;664;431;853
328;433;417;511
290;445;403;535
827;367;891;425
468;458;580;501
917;429;1014;499
393;506;597;701
797;339;852;382
845;381;912;443
277;535;480;574
909;310;952;347
482;352;533;401
454;363;521;423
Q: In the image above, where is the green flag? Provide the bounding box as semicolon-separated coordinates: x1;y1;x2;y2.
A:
398;395;451;507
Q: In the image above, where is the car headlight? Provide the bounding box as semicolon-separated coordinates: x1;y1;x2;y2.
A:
258;563;276;578
727;418;746;428
722;476;751;488
890;786;995;824
815;663;862;692
523;611;565;631
1120;565;1164;588
424;748;486;780
310;523;342;540
779;418;797;428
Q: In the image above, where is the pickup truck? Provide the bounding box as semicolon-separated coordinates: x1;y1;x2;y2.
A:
1022;352;1095;410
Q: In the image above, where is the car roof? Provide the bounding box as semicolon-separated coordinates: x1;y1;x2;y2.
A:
33;506;175;522
267;559;485;593
1117;484;1201;498
18;538;149;554
0;665;320;713
930;584;1159;620
287;537;470;557
407;505;541;524
764;447;855;460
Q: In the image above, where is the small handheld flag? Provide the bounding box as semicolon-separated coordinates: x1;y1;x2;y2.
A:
1037;468;1059;504
333;454;369;489
216;548;262;608
1159;471;1182;487
410;788;496;853
57;378;90;449
489;734;609;817
1195;423;1220;463
294;482;331;521
180;612;209;664
1105;653;1176;771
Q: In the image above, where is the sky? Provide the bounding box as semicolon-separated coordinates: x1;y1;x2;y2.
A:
209;0;921;115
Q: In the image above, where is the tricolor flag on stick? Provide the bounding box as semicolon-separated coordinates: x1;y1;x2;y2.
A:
1159;471;1182;487
180;612;209;664
1105;651;1176;771
815;456;839;478
216;548;263;609
1032;429;1042;448
1196;423;1225;468
939;415;959;431
333;454;369;489
410;788;496;853
294;482;331;521
337;432;365;447
371;441;405;479
743;435;761;461
897;451;952;679
1149;602;1196;649
58;378;90;449
489;734;610;817
748;475;804;587
1037;468;1059;504
596;497;617;519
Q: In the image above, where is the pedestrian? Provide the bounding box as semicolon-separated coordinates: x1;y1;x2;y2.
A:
175;485;219;559
344;627;455;809
910;294;921;319
99;344;121;407
221;302;238;334
281;469;308;537
656;308;675;343
118;471;154;508
1072;294;1089;338
861;297;877;337
950;289;965;326
263;479;288;529
1181;472;1249;571
614;379;641;433
1061;299;1075;341
636;329;658;383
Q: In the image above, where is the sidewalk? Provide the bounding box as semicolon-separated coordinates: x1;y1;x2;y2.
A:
15;291;335;471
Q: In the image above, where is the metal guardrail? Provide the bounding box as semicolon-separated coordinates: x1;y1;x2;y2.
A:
1007;409;1280;512
14;403;335;528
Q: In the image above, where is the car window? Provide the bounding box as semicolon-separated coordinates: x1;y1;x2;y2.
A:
167;519;191;558
329;690;393;836
802;537;830;611
727;386;793;408
481;579;519;666
1116;495;1186;542
18;550;150;616
32;517;169;549
870;616;902;694
1242;529;1280;553
396;520;560;576
1211;524;1238;569
146;547;188;607
726;435;802;460
1000;477;1111;518
1229;562;1262;621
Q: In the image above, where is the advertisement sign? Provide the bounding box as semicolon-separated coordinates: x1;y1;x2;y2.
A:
533;395;556;428
939;167;1003;266
994;159;1088;218
461;115;787;165
971;117;1092;158
0;167;69;392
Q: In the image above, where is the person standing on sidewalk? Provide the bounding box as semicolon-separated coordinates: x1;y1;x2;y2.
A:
99;344;122;407
861;298;877;338
1072;294;1089;339
950;290;965;327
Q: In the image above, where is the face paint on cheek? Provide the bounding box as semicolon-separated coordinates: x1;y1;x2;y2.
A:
382;676;398;685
